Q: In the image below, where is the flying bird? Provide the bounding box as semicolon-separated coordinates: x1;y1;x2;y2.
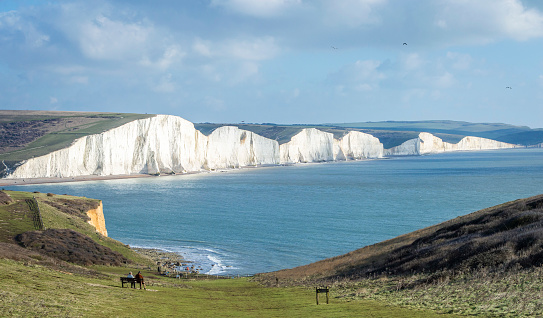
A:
331;46;338;50
403;43;407;45
506;86;512;89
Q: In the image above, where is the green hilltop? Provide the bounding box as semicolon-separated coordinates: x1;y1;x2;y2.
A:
0;110;154;162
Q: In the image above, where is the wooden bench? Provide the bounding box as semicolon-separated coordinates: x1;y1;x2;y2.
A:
120;277;140;288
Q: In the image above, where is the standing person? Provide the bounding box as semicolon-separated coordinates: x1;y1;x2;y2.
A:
135;271;146;290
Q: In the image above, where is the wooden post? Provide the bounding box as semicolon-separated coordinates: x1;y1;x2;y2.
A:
316;287;330;305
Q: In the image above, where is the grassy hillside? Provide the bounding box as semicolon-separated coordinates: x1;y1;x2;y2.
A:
0;111;154;162
3;189;543;316
0;190;460;317
256;194;543;317
0;190;150;265
261;194;543;281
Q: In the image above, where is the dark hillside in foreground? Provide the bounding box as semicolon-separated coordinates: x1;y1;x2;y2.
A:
0;190;151;269
261;194;543;282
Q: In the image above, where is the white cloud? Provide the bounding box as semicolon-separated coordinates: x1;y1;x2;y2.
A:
230;61;260;84
153;73;176;93
193;36;279;61
224;37;280;61
322;0;387;28
204;96;226;111
210;0;302;18
76;14;151;60
193;38;213;57
0;11;50;48
70;76;89;84
328;59;385;92
435;0;543;43
434;71;455;88
446;52;472;70
141;45;185;71
402;54;424;71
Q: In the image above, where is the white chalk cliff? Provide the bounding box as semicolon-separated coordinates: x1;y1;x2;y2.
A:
385;132;518;156
3;115;518;179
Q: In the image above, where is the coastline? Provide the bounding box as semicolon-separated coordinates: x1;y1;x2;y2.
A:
0;161;372;187
0;164;288;187
0;174;154;187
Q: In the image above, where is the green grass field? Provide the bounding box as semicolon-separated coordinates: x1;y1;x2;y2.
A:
0;258;463;317
0;190;462;317
5;189;543;317
0;112;154;162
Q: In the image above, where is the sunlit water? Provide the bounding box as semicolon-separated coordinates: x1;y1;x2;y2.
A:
6;148;543;275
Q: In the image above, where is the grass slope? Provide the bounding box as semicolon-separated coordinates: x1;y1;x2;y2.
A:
0;190;459;317
0;190;150;265
263;194;543;281
256;194;543;317
0;258;461;317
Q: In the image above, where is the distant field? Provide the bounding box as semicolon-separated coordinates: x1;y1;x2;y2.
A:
332;120;543;145
0;111;154;162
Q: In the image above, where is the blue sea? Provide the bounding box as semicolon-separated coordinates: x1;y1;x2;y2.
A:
6;148;543;276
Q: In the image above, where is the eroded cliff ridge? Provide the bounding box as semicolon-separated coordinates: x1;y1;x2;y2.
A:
385;132;518;156
3;115;518;179
86;201;107;237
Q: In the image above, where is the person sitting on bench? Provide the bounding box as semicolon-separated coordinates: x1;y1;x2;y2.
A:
135;271;146;290
127;272;135;288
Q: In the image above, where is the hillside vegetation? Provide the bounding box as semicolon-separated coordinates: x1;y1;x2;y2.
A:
0;190;460;317
0;190;150;266
256;194;543;317
3;189;543;316
264;194;543;282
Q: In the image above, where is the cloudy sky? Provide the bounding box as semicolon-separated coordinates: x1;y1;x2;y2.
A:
1;0;543;128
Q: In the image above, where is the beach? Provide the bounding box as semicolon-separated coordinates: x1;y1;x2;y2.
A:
0;174;154;187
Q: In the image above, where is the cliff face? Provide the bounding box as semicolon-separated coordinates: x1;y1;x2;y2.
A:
8;115;207;178
3;115;519;179
385;132;518;156
86;201;107;237
205;126;280;169
280;128;335;163
278;129;384;164
336;131;384;160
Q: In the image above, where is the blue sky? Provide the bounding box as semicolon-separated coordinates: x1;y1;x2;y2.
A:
1;0;543;128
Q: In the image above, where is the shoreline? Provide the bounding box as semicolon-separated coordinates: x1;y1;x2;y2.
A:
0;173;155;187
0;160;379;187
0;163;292;187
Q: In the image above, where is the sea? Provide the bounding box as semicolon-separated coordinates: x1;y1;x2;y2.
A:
5;148;543;276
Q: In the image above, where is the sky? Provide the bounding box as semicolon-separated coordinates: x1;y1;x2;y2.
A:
1;0;543;128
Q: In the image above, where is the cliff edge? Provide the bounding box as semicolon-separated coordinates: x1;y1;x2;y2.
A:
2;114;519;180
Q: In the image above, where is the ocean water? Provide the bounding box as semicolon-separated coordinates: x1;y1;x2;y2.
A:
6;148;543;276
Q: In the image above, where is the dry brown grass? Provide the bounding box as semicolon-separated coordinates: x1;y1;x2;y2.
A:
259;194;543;284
